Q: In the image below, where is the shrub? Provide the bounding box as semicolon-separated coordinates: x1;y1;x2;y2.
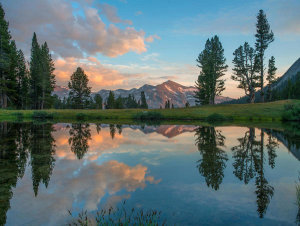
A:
282;104;300;121
133;111;164;121
206;113;226;122
13;112;24;121
76;113;86;121
32;111;54;120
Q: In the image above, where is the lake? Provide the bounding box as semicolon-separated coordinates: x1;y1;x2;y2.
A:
1;122;300;225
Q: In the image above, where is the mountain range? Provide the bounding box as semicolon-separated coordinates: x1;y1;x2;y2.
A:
53;80;234;109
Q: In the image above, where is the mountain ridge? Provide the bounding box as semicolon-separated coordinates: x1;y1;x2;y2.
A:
53;80;234;109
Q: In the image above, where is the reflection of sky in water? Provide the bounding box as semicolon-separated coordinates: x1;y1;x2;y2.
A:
5;124;300;225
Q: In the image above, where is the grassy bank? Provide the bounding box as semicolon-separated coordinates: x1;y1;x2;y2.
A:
0;99;299;122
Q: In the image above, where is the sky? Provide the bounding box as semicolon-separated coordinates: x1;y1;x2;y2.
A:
2;0;300;98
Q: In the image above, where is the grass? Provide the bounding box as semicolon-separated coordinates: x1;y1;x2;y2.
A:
0;99;299;123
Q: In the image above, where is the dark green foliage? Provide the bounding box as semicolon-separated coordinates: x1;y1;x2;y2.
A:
255;9;274;102
0;3;13;108
195;126;228;190
93;94;102;109
76;113;86;121
266;56;277;101
30;34;56;109
32;111;54;120
68;67;91;109
140;91;148;109
106;90;115;109
165;99;170;109
185;101;190;108
232;42;260;103
114;95;124;109
29;124;56;196
206;113;226;123
195;35;228;105
133;111;164;121
282;104;300;121
68;123;91;159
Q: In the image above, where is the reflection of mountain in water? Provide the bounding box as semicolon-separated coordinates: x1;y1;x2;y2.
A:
265;129;300;161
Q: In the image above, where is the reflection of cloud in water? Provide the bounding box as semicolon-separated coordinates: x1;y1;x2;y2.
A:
8;160;159;225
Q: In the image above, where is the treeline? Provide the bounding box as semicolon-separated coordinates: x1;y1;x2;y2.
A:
0;4;55;109
195;9;277;105
53;69;148;110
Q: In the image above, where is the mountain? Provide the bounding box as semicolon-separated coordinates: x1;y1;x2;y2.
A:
273;57;300;90
95;80;233;109
53;80;234;109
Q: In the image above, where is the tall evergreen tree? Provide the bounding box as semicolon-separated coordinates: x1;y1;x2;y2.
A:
68;67;91;109
232;42;260;103
106;91;115;109
30;32;42;109
94;94;103;109
255;9;274;102
195;35;227;105
16;50;30;109
140;91;148;109
40;42;55;109
266;56;277;101
0;4;13;108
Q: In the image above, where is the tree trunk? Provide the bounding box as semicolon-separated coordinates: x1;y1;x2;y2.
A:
260;54;264;103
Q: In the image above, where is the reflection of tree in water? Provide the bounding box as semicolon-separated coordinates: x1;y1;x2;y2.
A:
0;123;30;225
96;123;101;134
195;126;228;191
29;123;56;196
232;128;278;218
116;124;122;135
109;124;116;139
69;123;91;159
232;128;260;184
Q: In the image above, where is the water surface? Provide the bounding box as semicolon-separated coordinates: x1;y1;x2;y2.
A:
1;122;300;225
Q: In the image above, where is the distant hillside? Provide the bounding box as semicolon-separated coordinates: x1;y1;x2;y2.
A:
226;57;300;104
53;80;234;109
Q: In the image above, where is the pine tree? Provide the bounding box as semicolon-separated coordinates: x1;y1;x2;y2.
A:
94;94;102;109
40;42;55;109
266;56;277;101
106;90;115;109
115;95;124;109
140;91;148;109
255;9;274;102
30;32;42;109
195;36;227;105
0;4;13;108
16;50;30;109
68;67;91;109
232;42;260;103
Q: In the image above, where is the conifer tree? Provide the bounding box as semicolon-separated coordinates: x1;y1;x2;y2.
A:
106;90;115;109
115;95;124;109
68;67;91;109
266;56;277;101
16;50;30;109
0;4;13;108
195;35;227;105
232;42;260;103
30;32;42;109
40;42;55;109
255;9;274;102
140;91;148;109
94;94;102;109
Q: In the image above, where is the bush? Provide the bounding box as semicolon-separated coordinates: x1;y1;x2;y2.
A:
133;111;164;121
76;113;86;121
32;111;54;120
13;112;24;121
282;104;300;121
206;113;226;122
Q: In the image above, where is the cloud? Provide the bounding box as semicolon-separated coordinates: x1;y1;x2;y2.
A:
145;35;161;43
97;3;132;25
2;0;148;58
135;11;143;16
55;57;144;90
